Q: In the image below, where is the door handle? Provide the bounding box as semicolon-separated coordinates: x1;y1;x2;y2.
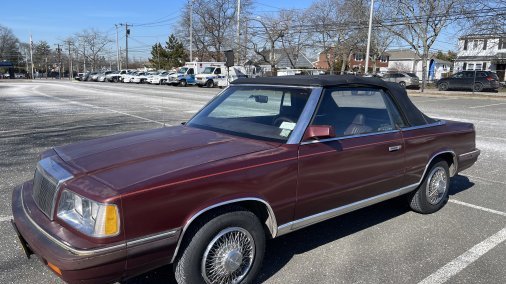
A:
389;145;402;152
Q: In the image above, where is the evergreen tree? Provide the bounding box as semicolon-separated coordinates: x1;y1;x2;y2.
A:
148;42;169;69
165;34;187;68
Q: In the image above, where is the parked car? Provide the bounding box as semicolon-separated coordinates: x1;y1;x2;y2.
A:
437;71;500;92
148;71;172;85
382;72;420;88
122;71;138;83
11;75;480;284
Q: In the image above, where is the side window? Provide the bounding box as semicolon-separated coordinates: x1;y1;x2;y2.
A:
215;68;221;74
311;88;399;137
188;68;194;75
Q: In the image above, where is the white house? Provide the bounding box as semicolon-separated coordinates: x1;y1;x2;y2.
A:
384;49;451;81
454;34;506;81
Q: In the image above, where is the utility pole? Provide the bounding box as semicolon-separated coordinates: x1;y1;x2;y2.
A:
115;24;120;70
157;44;160;69
29;34;34;79
125;23;130;69
65;40;73;80
189;0;193;62
55;44;62;79
364;0;374;74
236;0;241;65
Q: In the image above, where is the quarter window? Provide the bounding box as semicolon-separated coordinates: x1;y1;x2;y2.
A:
311;88;400;137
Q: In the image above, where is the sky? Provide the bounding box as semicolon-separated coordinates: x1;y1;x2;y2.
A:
1;0;456;61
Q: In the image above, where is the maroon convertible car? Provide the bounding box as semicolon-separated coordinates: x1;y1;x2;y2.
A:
11;75;480;284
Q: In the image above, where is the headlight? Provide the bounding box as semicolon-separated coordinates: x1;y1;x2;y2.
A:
57;190;120;238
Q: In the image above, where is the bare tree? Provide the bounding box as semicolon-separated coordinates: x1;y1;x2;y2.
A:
75;29;113;71
0;25;20;63
177;0;251;62
246;15;287;75
379;0;471;91
278;9;311;68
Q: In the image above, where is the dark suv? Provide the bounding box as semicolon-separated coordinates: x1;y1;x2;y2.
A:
437;71;500;92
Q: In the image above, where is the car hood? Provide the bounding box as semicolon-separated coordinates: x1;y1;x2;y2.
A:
54;126;277;190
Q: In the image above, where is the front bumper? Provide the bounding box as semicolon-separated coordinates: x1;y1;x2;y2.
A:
11;183;127;283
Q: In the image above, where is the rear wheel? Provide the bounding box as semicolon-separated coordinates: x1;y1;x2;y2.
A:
473;82;484;92
438;82;449;91
174;210;265;284
408;160;450;214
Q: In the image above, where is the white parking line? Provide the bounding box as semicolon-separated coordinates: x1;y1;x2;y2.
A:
415;98;457;103
449;199;506;217
32;88;167;126
418;227;506;284
468;102;506;109
0;216;12;222
465;174;506;186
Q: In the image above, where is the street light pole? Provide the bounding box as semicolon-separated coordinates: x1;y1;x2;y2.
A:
115;24;120;70
236;0;241;65
364;0;374;74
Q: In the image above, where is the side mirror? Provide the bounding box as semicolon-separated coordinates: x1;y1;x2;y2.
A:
303;125;336;141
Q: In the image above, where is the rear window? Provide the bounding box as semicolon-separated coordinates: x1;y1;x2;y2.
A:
406;73;417;78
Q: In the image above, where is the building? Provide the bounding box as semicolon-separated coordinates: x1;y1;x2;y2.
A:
386;49;451;81
313;48;389;73
454;34;506;81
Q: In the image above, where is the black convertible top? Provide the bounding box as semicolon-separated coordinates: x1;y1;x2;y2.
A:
232;75;435;126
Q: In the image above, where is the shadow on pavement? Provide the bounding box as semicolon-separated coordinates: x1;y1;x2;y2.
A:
124;174;476;284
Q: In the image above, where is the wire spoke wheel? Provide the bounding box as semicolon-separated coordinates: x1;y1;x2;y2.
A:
426;167;448;205
201;227;255;284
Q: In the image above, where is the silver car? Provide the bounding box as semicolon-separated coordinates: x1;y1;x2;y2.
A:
382;72;420;88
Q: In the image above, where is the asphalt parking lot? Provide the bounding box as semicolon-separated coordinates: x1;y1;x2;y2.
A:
0;80;505;284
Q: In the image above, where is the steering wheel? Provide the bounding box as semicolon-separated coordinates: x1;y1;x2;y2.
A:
273;116;295;127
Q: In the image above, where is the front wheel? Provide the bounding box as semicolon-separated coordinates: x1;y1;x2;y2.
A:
174;210;265;284
473;82;484;92
399;81;406;88
408;160;450;214
179;80;187;87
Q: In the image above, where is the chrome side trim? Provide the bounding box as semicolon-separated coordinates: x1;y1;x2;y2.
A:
126;229;179;247
287;87;324;144
401;120;445;131
300;130;400;145
277;150;458;237
425;150;458;177
20;185;125;256
276;183;419;236
170;197;278;263
458;149;480;160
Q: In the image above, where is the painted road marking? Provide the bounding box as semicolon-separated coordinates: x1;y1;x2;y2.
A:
468;102;506;109
0;216;12;222
32;87;167;126
415;98;458;103
466;174;506;186
418;227;506;284
449;199;506;217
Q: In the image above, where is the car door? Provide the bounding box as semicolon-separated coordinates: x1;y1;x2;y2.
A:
294;87;407;226
448;72;466;89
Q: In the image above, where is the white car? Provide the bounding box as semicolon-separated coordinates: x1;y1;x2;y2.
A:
149;71;173;85
122;72;138;83
131;72;150;84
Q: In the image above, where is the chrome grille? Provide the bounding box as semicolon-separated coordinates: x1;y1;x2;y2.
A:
31;157;73;220
32;169;58;218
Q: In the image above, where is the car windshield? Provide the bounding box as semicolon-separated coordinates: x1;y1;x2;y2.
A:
178;67;188;74
188;86;312;142
202;67;215;74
